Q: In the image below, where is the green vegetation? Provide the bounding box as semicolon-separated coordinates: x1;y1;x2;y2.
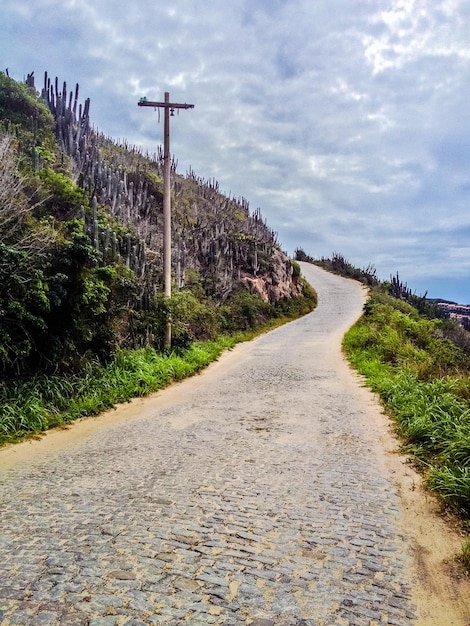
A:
0;338;236;443
459;538;470;571
343;285;470;566
0;286;316;446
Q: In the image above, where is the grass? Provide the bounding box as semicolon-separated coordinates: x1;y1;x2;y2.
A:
343;286;470;569
459;538;470;571
0;336;238;444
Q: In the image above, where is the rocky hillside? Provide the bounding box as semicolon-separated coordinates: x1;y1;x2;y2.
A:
0;70;310;379
37;71;300;304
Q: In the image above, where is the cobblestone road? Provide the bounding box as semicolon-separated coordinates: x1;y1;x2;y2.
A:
0;264;419;625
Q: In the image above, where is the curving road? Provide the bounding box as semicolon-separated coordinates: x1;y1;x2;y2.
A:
0;264;425;625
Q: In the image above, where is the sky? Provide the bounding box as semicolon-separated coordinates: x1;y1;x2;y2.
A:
2;0;470;302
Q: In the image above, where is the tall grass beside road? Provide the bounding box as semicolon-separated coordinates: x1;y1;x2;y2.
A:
0;337;238;445
0;283;317;447
343;287;470;568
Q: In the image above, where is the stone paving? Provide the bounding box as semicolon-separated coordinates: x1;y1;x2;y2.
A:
0;264;418;625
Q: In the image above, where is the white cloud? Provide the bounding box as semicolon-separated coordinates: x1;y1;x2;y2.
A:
2;0;470;300
364;0;470;74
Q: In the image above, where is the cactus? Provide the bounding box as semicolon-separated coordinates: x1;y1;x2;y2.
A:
103;224;111;259
38;71;283;307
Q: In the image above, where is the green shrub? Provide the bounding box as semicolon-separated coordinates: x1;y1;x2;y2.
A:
291;259;301;279
0;242;51;373
0;72;55;160
219;288;274;332
427;466;470;516
170;291;218;345
459;538;470;573
37;169;87;219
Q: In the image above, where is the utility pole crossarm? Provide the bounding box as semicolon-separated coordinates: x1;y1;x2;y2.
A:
138;97;194;110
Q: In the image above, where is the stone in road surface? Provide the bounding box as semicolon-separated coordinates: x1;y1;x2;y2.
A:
0;264;467;625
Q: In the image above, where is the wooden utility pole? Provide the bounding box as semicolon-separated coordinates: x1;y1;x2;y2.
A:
138;92;194;347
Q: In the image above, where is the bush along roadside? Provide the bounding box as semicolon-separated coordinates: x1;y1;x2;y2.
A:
0;338;237;445
343;286;470;570
0;278;317;446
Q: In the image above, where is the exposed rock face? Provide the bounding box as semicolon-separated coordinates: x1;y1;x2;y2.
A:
241;248;302;303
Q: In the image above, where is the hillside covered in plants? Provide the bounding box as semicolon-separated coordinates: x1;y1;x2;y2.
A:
0;70;313;385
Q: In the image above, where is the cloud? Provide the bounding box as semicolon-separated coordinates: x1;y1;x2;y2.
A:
2;0;470;301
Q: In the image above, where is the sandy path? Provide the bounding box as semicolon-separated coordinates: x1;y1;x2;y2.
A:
0;263;469;625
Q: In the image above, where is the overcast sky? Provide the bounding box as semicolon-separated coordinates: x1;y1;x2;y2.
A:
2;0;470;302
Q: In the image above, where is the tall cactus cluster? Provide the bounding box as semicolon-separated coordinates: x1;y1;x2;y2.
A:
173;172;279;300
37;72;289;305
